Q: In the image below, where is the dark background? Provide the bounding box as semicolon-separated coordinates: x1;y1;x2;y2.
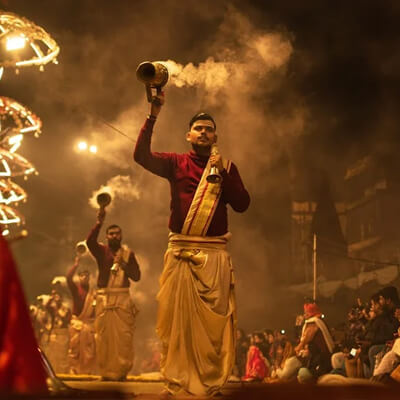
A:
2;0;400;369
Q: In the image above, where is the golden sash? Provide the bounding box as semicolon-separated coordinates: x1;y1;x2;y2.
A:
181;158;231;236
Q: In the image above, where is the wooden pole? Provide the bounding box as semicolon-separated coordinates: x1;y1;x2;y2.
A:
313;233;317;301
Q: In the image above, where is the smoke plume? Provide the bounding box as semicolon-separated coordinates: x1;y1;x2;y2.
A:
89;175;140;209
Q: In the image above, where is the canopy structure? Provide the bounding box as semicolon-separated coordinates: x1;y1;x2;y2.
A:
0;148;35;177
0;204;24;226
0;10;56;236
0;179;26;205
288;265;399;299
0;11;59;69
0;96;42;153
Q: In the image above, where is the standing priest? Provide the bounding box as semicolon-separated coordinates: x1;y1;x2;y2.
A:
134;91;250;396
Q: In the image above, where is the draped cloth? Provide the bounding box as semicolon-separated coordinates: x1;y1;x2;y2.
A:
95;245;137;380
156;232;236;396
68;288;96;374
0;236;47;393
242;346;269;381
302;316;335;354
47;328;70;374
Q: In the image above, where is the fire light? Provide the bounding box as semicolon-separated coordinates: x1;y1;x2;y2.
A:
0;179;26;205
5;35;26;51
0;97;42;151
7;133;23;153
0;204;24;225
0;12;60;69
0;148;35;177
89;144;97;154
77;141;88;151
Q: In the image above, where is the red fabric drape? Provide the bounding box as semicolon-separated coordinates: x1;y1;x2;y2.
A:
242;345;269;381
0;236;47;393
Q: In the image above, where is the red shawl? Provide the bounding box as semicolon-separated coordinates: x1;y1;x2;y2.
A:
0;236;47;393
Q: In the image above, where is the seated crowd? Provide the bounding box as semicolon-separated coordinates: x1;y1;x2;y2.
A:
29;273;400;384
235;286;400;385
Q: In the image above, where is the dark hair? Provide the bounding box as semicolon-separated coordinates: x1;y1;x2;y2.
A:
253;331;265;341
106;224;121;234
378;286;400;304
189;112;216;130
370;293;380;304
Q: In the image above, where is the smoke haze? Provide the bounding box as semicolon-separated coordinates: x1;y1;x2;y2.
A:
3;0;400;370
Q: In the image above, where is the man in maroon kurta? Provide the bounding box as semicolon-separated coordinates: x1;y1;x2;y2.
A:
134;114;249;237
87;215;140;380
66;257;90;317
134;91;250;396
86;220;140;288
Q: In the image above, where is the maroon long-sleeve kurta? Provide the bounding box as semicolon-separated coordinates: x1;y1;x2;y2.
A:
134;118;250;236
86;223;141;288
66;262;89;316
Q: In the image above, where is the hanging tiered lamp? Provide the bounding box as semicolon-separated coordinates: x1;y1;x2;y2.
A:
0;11;59;73
0;96;42;152
0;179;26;205
0;10;59;237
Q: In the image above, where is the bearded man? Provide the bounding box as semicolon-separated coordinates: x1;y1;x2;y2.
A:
86;211;140;381
134;91;250;396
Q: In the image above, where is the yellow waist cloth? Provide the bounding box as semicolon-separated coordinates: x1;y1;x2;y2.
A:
157;231;236;396
167;231;231;249
96;287;129;295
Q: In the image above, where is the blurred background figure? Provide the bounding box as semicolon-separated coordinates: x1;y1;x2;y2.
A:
67;253;96;375
140;338;161;373
30;294;51;351
242;331;270;381
233;328;249;378
45;289;71;374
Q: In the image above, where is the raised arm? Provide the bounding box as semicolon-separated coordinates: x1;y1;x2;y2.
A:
66;256;79;295
86;209;105;262
133;91;175;179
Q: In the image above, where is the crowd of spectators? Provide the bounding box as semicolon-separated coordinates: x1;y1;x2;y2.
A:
234;285;400;385
28;277;400;385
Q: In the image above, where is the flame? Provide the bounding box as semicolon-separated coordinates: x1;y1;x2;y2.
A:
0;12;59;68
6;35;26;51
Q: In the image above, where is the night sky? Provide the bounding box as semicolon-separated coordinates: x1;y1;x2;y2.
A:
1;0;400;364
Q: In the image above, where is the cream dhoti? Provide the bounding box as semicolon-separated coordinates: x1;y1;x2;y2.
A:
95;287;136;380
68;288;96;375
68;317;96;375
156;232;236;396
